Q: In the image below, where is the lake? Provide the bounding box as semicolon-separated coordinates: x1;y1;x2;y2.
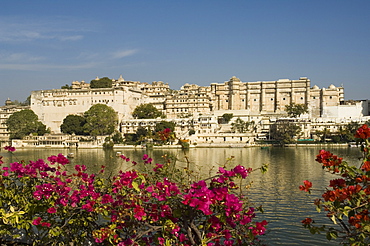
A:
0;146;363;245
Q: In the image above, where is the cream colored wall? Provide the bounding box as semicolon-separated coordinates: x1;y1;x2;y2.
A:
31;88;144;133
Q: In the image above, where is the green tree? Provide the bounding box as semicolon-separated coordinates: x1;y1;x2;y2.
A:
270;120;301;145
84;104;118;136
315;128;331;142
124;133;137;144
61;84;72;89
124;127;149;145
285;103;308;118
132;104;163;119
60;115;87;135
136;126;149;139
343;121;361;142
155;121;176;132
90;77;113;88
112;131;124;144
220;113;233;124
6;109;48;139
231;118;254;133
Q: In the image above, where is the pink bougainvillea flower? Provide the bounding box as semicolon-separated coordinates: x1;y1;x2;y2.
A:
47;207;57;213
32;217;42;225
250;220;268;236
218;167;235;177
153;163;164;172
133;205;146;220
158;237;165;245
232;165;249;178
101;194;114;204
48;154;69;165
41;222;51;227
4;146;16;152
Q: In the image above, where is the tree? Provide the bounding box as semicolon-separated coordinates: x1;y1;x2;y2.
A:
136;126;149;140
343;121;361;142
60;115;87;135
36;121;49;136
111;131;124;144
90;77;113;88
315;128;331;142
285;103;308;118
84;104;118;136
6;109;48;139
231;118;254;133
132;104;163;119
220;113;233;124
61;84;72;89
22;95;31;106
270;120;301;144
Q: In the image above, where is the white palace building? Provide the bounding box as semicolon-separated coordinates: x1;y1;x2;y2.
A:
26;75;370;145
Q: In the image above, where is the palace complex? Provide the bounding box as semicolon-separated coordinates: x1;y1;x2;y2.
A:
2;75;369;146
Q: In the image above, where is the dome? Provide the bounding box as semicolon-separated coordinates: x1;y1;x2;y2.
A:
5;98;12;106
312;85;319;90
117;75;125;82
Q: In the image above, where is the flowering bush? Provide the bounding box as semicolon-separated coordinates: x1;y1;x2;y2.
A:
300;124;370;245
0;141;267;245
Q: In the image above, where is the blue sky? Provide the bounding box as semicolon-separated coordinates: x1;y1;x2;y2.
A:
1;0;370;105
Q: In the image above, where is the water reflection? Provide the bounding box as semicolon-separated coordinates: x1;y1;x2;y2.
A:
0;146;362;245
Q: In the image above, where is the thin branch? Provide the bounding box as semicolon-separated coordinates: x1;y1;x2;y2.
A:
190;221;202;244
136;223;162;239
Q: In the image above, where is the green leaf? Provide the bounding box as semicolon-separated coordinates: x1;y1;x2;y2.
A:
132;181;140;192
329;231;337;239
330;215;337;224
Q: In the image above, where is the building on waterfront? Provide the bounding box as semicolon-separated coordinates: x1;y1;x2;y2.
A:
20;75;370;146
11;134;106;148
30;75;346;133
0;100;29;145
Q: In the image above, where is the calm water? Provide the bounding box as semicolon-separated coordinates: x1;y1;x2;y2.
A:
0;146;363;245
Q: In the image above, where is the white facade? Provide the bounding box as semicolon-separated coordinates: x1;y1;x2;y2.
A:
31;87;144;133
0;105;29;144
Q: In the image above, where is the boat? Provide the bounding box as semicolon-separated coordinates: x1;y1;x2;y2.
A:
348;142;358;147
67;153;75;158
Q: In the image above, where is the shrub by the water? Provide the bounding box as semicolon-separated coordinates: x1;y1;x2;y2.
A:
300;124;370;245
0;130;267;245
